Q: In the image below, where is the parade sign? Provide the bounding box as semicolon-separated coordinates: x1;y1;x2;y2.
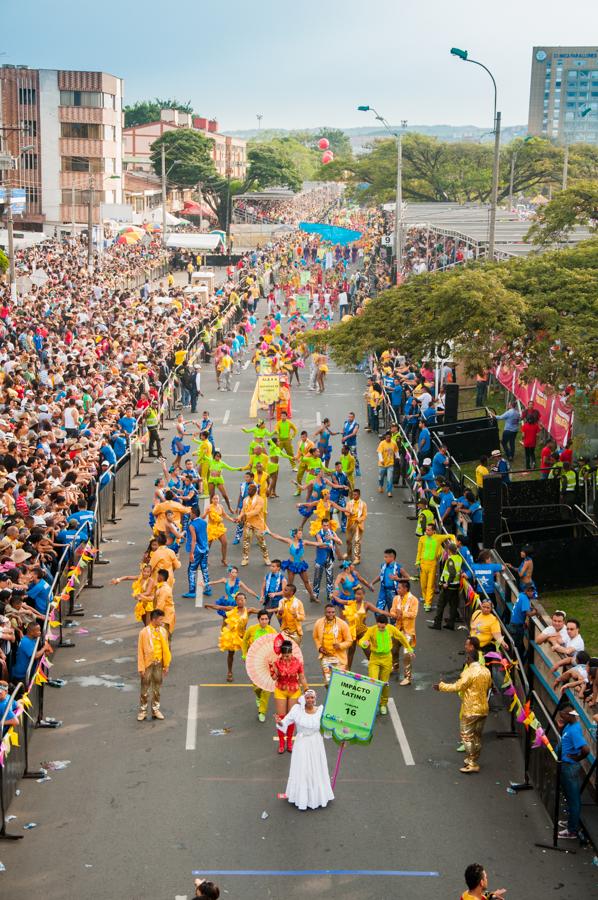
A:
295;294;310;313
321;669;384;744
257;374;280;405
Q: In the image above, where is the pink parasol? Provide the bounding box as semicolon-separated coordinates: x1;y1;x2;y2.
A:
245;633;303;692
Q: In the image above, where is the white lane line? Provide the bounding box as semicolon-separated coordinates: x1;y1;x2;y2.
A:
316;411;321;426
175;895;188;899
233;381;240;393
243;360;250;370
387;698;415;766
223;409;230;425
185;685;199;750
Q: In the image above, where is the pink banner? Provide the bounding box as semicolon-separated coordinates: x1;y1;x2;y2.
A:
494;365;573;447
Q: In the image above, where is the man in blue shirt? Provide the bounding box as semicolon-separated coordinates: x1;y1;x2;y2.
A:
100;439;117;468
436;482;457;529
490;449;511;484
184;515;211;598
11;622;51;683
27;569;54;615
431;446;449;480
507;585;536;659
371;548;410;610
557;706;590;840
390;378;403;419
312;520;342;602
110;430;128;461
473;550;505;599
68;499;95;536
118;406;138;435
456;536;475;579
326;462;350;532
417;422;431;464
494;401;520;462
341;412;360;477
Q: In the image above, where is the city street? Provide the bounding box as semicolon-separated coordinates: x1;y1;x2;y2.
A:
1;338;594;900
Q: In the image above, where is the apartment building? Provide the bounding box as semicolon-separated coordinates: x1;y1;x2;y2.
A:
0;65;124;229
123;108;247;182
528;46;598;143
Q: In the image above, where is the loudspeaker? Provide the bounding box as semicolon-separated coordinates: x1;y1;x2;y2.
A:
482;474;504;550
444;382;459;424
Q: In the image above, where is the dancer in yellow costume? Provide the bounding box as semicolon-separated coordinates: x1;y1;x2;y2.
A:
193;431;213;493
205;592;260;682
202;494;237;566
242;609;277;722
359;613;413;715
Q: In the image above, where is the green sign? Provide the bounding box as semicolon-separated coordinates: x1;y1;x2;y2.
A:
295;294;310;313
321;669;384;745
300;271;311;286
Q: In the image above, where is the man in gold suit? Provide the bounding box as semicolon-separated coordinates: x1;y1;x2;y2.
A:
433;651;492;773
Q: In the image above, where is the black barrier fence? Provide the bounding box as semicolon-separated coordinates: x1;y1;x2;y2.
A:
428;415;500;463
0;683;24;840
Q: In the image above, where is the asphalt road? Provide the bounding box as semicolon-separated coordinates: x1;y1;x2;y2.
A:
2;304;595;899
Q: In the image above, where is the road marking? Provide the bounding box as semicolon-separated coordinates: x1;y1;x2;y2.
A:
316;411;321;426
175;895;188;899
191;870;439;877
223;409;230;425
233;381;240;393
243;360;250;370
185;685;199;750
387;698;415;766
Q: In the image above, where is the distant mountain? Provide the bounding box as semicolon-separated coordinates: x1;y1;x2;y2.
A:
224;124;527;146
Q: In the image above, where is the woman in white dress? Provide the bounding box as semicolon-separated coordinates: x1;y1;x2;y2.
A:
277;689;334;811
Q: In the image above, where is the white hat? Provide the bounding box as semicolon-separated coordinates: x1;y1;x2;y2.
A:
422;458;432;466
491;449;501;457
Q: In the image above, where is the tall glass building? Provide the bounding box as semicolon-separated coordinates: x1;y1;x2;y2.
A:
528;46;598;144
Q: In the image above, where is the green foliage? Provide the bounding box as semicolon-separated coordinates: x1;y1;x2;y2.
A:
320;239;598;408
311;128;352;158
322;133;586;205
243;142;303;192
124;98;193;128
526;181;598;245
0;248;8;275
150;129;218;189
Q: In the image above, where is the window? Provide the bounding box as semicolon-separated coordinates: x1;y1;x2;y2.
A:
21;153;37;170
18;87;36;105
62;156;103;173
25;186;40;205
59;90;102;108
61;189;105;205
21;119;37;137
61;122;102;139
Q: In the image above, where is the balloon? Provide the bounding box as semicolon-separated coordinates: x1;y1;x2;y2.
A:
322;150;334;164
318;138;330;150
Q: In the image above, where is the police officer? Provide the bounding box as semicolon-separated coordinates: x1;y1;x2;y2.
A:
430;540;463;631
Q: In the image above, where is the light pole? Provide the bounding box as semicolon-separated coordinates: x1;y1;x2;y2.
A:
562;106;591;190
160;143;183;247
4;143;34;300
256;113;263;131
358;105;407;284
450;48;501;260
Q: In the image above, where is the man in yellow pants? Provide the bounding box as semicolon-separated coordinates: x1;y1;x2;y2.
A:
359;613;413;716
415;522;454;612
242;609;277;722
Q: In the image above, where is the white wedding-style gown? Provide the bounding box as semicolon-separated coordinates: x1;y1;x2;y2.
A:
279;703;334;811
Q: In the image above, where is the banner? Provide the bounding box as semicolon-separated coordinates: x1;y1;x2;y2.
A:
321;669;384;744
299;222;362;246
300;271;311;286
494;365;573;446
257;374;280;405
295;294;310;314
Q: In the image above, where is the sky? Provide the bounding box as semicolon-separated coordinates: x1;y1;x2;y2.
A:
3;0;598;131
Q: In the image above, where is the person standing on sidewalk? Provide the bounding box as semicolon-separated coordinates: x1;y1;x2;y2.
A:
556;705;590;841
377;431;399;497
433;651;492;773
137;609;171;721
493;401;520;463
415;523;454;612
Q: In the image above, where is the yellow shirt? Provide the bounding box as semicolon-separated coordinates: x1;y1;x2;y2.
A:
321;620;337;655
470;610;501;648
359;624;412;661
475;464;489;488
242;493;266;531
174;349;187;366
346;498;367;529
151;626;164;662
278;597;305;636
390;592;419;636
415;533;454;564
438;661;492;717
377;439;396;468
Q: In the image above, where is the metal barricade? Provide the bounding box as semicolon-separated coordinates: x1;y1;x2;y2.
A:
0;683;25;839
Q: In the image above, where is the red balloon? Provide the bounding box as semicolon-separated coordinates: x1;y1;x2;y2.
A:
318;138;330;150
322;150;334;164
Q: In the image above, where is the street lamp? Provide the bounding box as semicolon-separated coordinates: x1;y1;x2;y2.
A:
562;106;591;190
450;48;501;260
160;143;183;247
357;105;407;284
4;143;34;300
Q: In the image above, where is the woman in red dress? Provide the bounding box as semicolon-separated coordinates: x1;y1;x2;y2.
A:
269;637;308;754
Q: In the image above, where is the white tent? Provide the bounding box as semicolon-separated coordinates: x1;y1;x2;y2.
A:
165;233;223;251
132;207;186;226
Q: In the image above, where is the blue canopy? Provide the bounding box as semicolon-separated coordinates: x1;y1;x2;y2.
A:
299;222;362;245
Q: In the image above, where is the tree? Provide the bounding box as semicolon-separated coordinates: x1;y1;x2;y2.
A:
124;98;193;128
150;129;218;189
0;248;8;276
311;128;352;158
242;143;302;193
314;239;598;406
526;181;598;245
321;134;566;204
